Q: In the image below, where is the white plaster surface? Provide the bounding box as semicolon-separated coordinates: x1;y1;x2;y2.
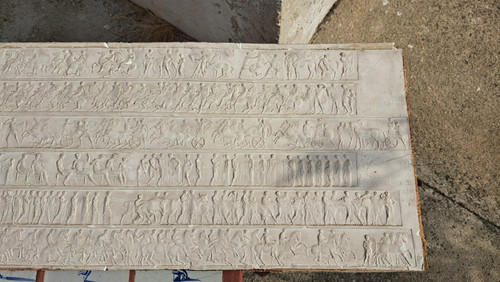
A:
0;42;423;271
129;0;337;43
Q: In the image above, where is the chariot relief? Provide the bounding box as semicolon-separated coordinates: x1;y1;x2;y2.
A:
0;43;423;271
0;117;407;151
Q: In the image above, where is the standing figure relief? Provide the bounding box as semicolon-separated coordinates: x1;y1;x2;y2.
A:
0;190;112;225
0;152;357;188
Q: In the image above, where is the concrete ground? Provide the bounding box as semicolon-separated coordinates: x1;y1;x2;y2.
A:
1;0;499;281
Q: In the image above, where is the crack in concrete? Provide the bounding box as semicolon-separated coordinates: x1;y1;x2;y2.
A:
418;179;500;231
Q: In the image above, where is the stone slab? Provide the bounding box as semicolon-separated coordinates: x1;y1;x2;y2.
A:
129;0;337;43
0;42;424;271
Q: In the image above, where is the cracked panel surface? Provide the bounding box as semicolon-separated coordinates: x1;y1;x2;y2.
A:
0;43;423;270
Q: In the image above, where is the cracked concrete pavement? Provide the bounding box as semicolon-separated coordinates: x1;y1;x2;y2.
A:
0;0;499;280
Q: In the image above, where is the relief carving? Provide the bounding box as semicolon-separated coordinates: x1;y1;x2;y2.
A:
0;81;356;115
0;152;357;188
0;48;357;81
0;227;413;268
0;44;422;271
0;189;400;227
116;190;399;226
0;190;112;225
0;117;406;151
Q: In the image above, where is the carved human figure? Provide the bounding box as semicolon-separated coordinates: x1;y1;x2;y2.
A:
168;192;182;224
147;154;160;186
31;154;48;185
148;192;164;224
70;153;97;185
76;119;94;148
90;154;110;185
132;194;147;224
285;155;295;187
119;49;137;74
81;192;93;224
284;51;299;79
143;49;156;76
55;153;68;185
103;191;112;224
169;153;181;185
239;50;261;78
263;54;280;78
309;85;322;114
105;153;122;184
1;191;13;222
67;192;80;224
201;191;214;225
342;154;352;186
117;156;127;185
304;155;314;186
137;154;149;186
245;191;260;225
337;52;351;79
210;153;222;186
340;191;353;224
352;192;365;225
212;190;224;224
316;54;330;79
193;154;201;186
182;154;193;186
221;190;235;224
52;191;68;224
360;191;374;225
381;191;395;225
227;154;235;186
331;155;341;186
387;118;406;148
266;154;278;186
160;191;172;224
304;192;317;224
295;155;304;187
190;50;212;78
341;85;356;114
156;153;168;186
397;232;413;266
261;191;277;224
16;153;31;184
254;155;266;186
65;50;86;76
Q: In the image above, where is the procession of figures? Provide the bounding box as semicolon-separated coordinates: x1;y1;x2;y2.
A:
0;48;357;81
0;117;406;150
0;190;111;225
119;190;397;226
0;227;413;268
0;189;397;227
0;152;356;188
0;81;356;115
